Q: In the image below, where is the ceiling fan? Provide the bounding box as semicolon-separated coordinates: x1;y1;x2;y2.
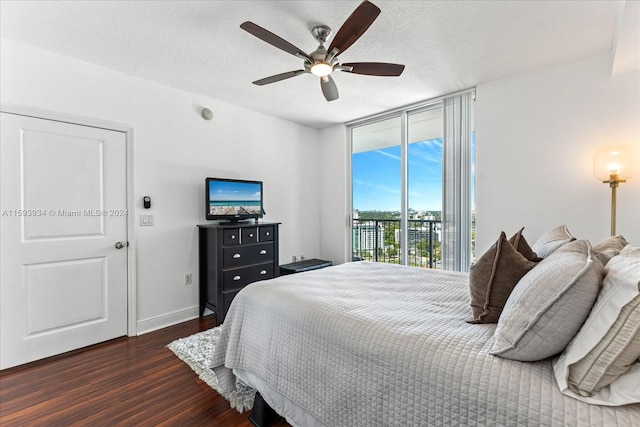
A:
240;0;405;102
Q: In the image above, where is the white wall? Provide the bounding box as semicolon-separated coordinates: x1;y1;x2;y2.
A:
0;39;321;333
318;52;640;262
475;53;640;254
319;124;349;265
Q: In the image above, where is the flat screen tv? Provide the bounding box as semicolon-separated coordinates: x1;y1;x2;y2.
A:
205;177;263;221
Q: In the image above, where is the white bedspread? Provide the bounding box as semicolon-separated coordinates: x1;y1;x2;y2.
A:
210;261;640;426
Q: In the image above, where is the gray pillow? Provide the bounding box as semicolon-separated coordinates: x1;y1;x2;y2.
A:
592;235;628;266
490;240;603;361
531;225;575;258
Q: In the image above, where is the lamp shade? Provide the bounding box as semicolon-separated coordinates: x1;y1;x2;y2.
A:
593;144;639;181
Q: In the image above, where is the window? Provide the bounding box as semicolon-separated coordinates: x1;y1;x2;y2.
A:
350;90;475;272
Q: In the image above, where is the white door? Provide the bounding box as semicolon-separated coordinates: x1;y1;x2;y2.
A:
0;112;128;369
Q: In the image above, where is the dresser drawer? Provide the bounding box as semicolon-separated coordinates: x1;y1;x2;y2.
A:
241;227;258;244
223;228;240;246
259;225;275;241
222;263;274;291
223;242;274;268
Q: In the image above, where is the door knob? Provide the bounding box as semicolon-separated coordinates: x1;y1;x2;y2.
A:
115;241;125;249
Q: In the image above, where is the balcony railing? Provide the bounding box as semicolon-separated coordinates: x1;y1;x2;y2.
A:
352;218;442;269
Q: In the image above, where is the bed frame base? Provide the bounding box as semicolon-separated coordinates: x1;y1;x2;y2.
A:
248;392;283;427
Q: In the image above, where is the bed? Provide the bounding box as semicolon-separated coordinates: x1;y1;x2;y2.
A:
210;259;640;426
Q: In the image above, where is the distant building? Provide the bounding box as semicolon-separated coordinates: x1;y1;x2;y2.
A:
353;221;385;254
394;222;441;244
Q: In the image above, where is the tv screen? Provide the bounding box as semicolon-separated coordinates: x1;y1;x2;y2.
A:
205;177;263;221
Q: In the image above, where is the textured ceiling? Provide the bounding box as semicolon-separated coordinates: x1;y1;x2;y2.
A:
0;1;637;129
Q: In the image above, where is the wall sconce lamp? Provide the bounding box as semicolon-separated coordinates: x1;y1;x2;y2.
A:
593;144;639;236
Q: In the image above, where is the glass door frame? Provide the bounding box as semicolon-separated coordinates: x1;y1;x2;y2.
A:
347;88;474;270
349;103;443;266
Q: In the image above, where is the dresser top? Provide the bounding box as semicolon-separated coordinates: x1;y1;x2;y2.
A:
197;222;280;229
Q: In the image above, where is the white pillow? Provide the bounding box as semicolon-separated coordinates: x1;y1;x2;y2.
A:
490;240;603;361
592;235;628;265
553;244;640;406
531;225;575;258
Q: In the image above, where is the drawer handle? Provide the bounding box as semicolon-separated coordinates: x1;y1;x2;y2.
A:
265;232;270;236
230;235;236;240
259;250;267;255
233;253;241;259
259;270;267;275
233;275;241;281
249;233;254;238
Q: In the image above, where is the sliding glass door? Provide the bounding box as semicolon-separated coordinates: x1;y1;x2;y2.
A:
407;106;444;268
352;116;402;264
350;90;475;271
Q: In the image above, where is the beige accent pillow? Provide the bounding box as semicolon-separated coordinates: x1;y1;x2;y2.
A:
562;244;640;397
490;240;603;361
531;225;575;258
468;231;538;324
592;235;629;266
508;227;541;262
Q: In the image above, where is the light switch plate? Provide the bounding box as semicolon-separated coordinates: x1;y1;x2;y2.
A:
140;214;154;226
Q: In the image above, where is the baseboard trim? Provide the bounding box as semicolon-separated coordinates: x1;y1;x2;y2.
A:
136;306;200;335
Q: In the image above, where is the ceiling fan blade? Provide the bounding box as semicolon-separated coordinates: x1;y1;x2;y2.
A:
328;1;381;56
320;75;339;101
341;62;405;76
241;21;312;61
253;70;306;86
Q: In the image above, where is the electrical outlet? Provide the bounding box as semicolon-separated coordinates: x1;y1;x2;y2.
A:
184;273;192;286
300;254;305;261
292;255;298;263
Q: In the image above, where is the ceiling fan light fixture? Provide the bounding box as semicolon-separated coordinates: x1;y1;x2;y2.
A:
310;62;332;77
240;1;404;102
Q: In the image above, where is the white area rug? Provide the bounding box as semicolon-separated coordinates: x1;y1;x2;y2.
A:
167;326;255;412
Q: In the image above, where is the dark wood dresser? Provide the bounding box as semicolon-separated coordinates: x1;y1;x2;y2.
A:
198;222;280;323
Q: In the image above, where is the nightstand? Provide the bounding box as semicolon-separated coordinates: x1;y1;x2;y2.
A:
279;258;332;275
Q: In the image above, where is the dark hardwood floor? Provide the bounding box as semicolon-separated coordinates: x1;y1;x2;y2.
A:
0;316;290;426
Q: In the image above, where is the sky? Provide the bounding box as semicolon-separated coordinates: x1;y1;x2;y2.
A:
208;180;261;201
353;136;476;212
353;138;444;212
